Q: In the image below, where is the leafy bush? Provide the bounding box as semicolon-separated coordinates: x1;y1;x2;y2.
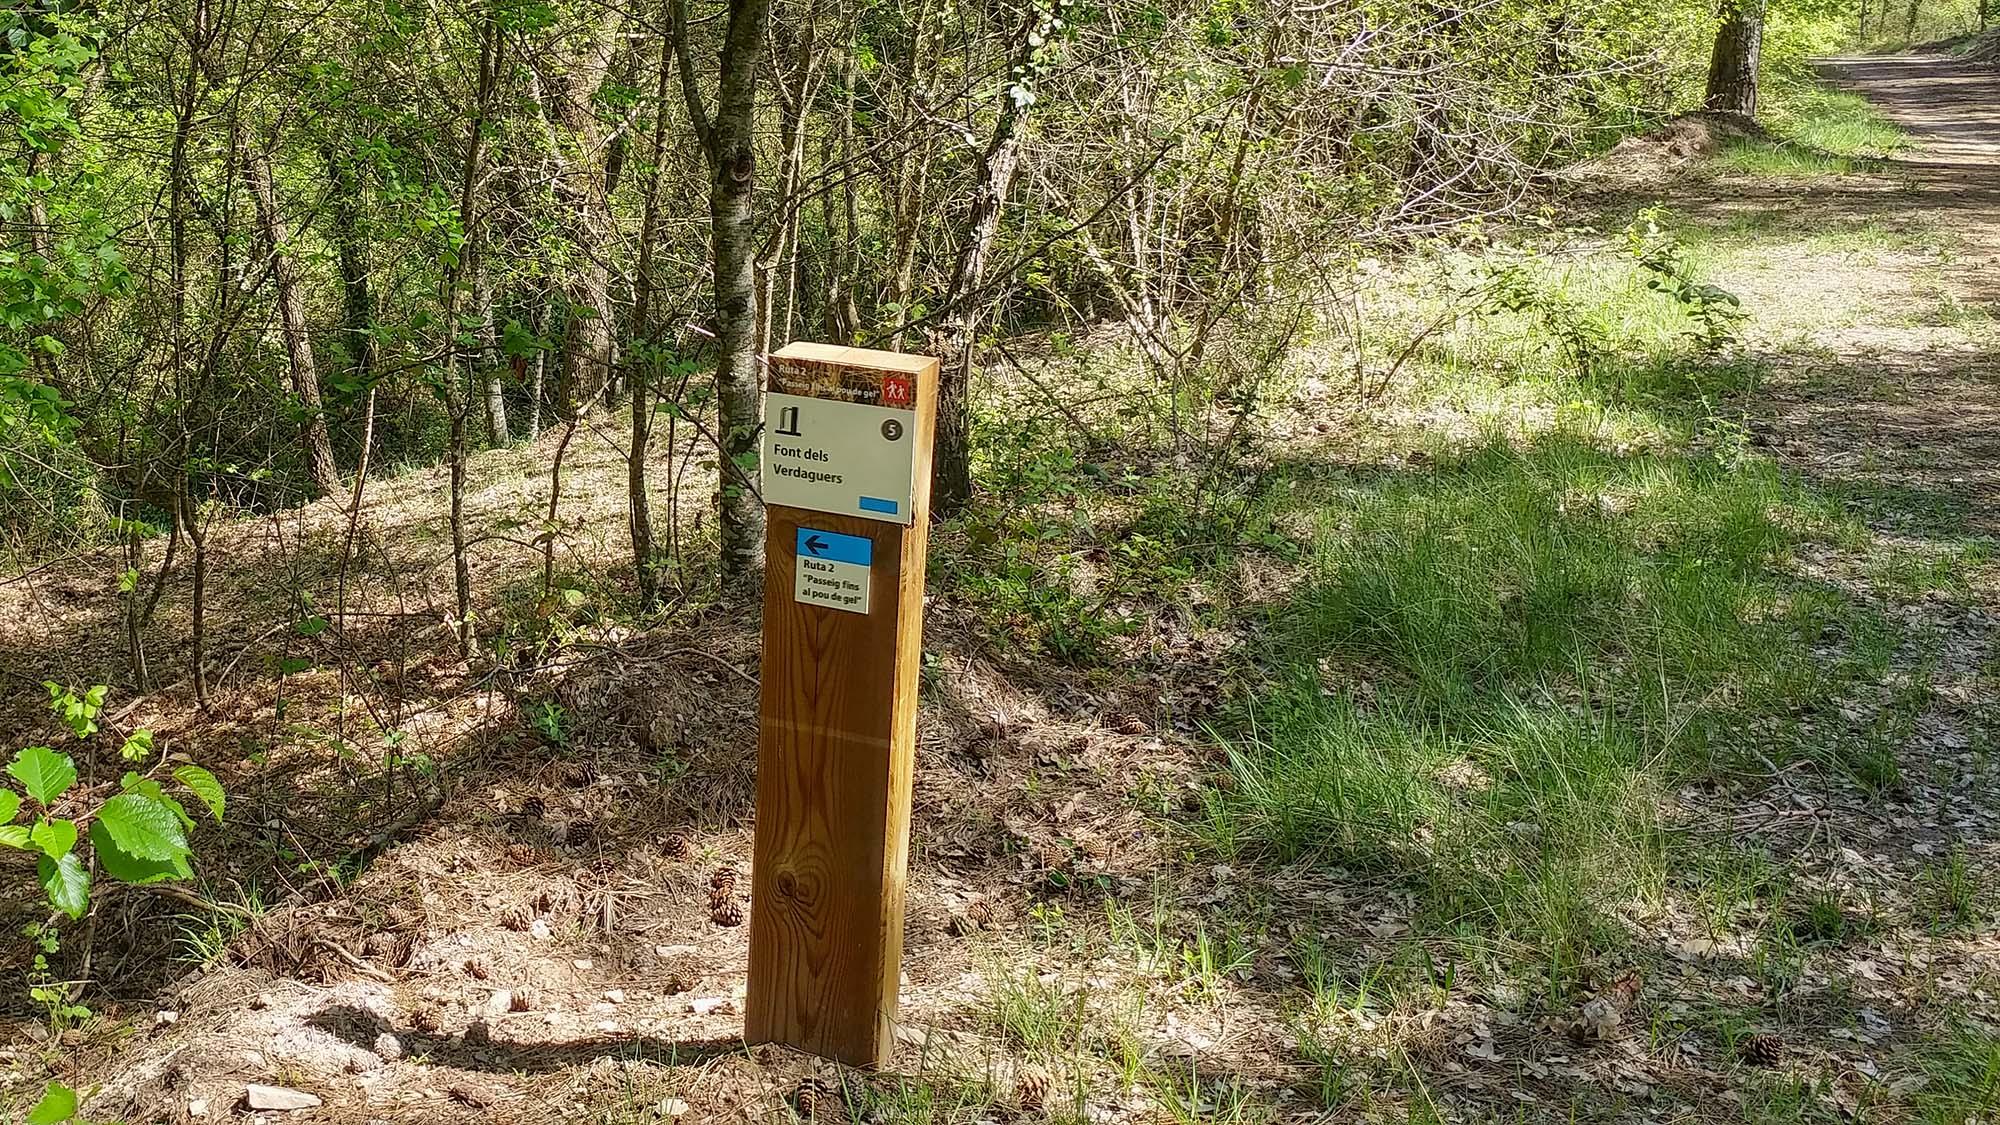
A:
2;685;225;1123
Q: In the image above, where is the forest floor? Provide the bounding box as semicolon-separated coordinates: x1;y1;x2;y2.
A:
2;51;1999;1125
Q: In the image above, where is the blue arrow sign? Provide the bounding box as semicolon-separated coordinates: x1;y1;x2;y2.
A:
796;527;873;567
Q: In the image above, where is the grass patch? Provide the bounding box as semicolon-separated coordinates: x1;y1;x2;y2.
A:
1918;1026;2000;1124
1763;82;1911;160
1203;426;1885;979
1707;82;1909;178
1713;138;1876;177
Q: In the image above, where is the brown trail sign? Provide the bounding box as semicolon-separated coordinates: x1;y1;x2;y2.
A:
748;343;938;1068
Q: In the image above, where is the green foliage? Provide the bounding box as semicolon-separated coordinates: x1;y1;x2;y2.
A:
0;686;223;1064
44;682;105;740
25;1081;78;1125
1623;208;1748;353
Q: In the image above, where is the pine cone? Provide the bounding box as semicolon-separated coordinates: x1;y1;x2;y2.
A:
498;904;532;931
710;866;739;892
1016;1065;1052;1110
1739;1032;1783;1067
504;842;552;869
1107;711;1149;736
711;899;744;927
791;1076;845;1121
409;1006;444;1035
949;899;995;937
660;833;693;860
463;957;492;981
520;794;546;819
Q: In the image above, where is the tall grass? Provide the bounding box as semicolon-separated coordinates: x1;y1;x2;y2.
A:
1205;429;1875;975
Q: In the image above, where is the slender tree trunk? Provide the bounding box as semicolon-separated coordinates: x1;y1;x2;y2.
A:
932;3;1062;516
245;147;342;496
477;262;508;444
545;10;625;415
675;0;775;588
629;34;675;611
528;306;547;439
123;523;149;691
438;14;502;657
1704;0;1764;118
324;141;376;396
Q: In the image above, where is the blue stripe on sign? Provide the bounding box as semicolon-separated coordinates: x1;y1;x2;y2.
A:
796;527;873;567
858;497;899;515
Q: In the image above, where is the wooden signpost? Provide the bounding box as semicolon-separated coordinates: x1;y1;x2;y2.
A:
747;342;938;1068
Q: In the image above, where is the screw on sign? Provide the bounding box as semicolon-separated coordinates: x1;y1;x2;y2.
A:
750;342;938;1068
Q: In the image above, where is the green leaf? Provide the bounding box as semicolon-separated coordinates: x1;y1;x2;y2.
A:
119;728;154;762
37;852;89;919
30;818;76;860
119;775;192;826
26;1081;77;1125
173;765;225;823
89;820;190;884
93;793;189;862
0;788;19;824
0;825;30;848
295;616;329;636
8;747;76;807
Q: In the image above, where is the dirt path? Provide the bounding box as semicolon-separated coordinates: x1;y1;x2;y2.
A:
1784;54;2000;531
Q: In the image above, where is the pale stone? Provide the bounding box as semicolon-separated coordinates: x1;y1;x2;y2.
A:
244;1085;323;1111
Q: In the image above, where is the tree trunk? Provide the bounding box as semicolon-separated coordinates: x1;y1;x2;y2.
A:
1703;0;1764;118
323;141;376;398
437;13;502;657
675;0;775;588
246;147;342;496
477;262;509;444
932;4;1060;517
629;34;675;611
544;10;625;416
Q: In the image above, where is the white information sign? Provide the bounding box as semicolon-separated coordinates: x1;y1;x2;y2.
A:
793;527;871;615
763;393;918;525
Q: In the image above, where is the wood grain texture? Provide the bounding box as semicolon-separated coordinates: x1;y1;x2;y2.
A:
746;345;938;1068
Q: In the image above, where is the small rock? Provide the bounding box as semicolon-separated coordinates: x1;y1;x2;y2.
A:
602;989;625;1004
689;996;735;1016
244;1085;322;1111
155;1009;179;1026
486;990;514;1015
374;1031;404;1061
573;958;594;970
529;918;553;941
187;1099;209;1118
